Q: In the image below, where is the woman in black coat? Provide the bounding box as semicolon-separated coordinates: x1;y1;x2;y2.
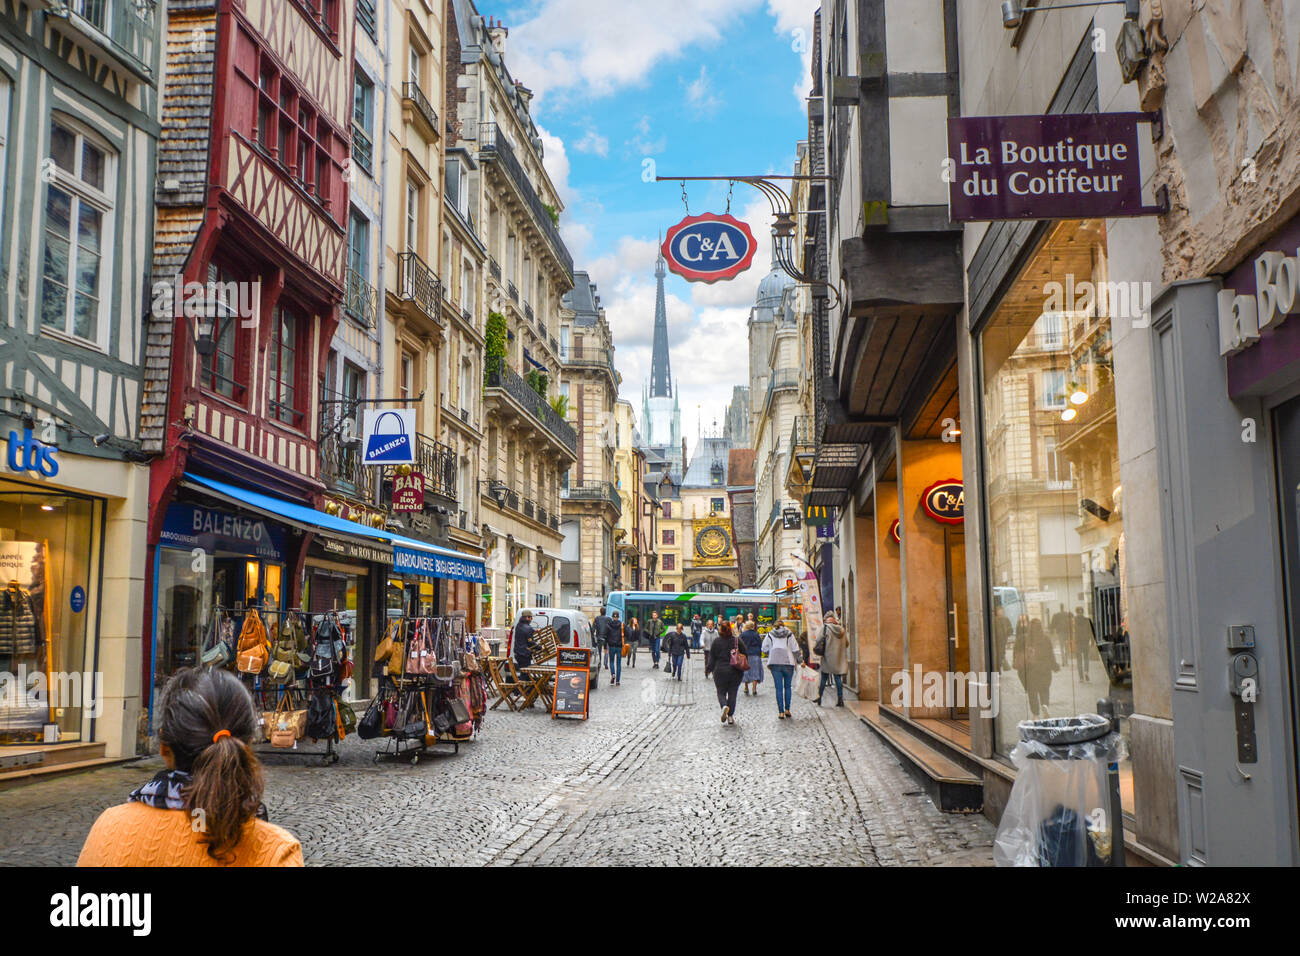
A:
623;617;642;668
706;622;745;724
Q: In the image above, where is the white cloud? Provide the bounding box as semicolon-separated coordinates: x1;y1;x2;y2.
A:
506;0;763;104
536;125;575;207
625;114;667;157
682;65;722;116
574;127;610;157
764;0;820;104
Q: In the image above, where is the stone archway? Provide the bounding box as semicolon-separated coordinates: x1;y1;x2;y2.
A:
684;574;738;593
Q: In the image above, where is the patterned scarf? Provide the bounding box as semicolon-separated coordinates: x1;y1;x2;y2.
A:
129;768;269;821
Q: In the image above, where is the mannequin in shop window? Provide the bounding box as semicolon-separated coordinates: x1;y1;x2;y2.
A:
0;574;48;743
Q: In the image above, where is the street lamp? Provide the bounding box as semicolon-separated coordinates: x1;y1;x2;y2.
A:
1002;0;1139;29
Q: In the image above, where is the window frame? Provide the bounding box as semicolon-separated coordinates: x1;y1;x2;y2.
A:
39;114;115;351
267;304;307;428
197;258;251;403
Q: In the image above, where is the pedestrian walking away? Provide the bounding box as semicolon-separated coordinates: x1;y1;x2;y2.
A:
606;610;624;685
667;622;691;680
593;606;613;670
690;613;703;651
1072;606;1095;682
707;622;745;724
740;620;763;696
763;619;801;718
624;617;642;668
77;667;303;866
815;611;849;706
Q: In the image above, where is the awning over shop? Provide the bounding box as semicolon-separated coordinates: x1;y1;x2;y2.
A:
182;473;486;584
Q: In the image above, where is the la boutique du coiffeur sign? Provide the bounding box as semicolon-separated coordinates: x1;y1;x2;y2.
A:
946;112;1164;222
662;213;757;283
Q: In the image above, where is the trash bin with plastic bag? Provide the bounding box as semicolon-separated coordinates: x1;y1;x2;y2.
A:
993;712;1126;866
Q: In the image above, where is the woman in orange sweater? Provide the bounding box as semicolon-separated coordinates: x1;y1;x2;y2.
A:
78;667;302;867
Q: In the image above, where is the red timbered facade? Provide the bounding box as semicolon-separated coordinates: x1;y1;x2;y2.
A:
141;0;355;724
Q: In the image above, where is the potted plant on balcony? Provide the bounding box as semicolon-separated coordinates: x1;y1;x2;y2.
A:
484;311;507;386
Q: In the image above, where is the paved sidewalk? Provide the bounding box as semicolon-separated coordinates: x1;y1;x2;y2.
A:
0;660;994;866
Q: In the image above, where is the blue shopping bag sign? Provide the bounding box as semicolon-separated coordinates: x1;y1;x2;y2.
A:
362;409;416;465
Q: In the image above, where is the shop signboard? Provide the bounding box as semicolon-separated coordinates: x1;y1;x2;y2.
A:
393;546;486;583
361;409;416;465
160;503;286;561
552;646;591;720
392;471;425;511
320;538;393;566
946;112;1162;222
791;556;824;639
816;516;835;539
920;479;965;525
661;213;758;283
782;507;802;530
888;518;901;544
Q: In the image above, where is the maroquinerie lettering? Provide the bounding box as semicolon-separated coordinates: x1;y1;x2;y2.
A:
1218;248;1300;356
959;136;1129;198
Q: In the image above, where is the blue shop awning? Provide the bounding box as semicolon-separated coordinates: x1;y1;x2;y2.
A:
183;473;486;584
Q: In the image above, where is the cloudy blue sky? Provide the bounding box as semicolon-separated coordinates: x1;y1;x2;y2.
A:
488;0;820;456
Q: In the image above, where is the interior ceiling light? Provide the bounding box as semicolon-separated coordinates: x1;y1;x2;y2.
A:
1070;387;1089;405
1061;407;1078;423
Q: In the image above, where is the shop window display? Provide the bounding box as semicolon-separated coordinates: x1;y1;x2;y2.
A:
0;484;94;744
979;219;1133;810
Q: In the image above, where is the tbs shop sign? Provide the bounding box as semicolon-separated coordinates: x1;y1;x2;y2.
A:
661;213;757;283
946;112;1163;222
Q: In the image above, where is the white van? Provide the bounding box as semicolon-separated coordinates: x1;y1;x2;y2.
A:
507;607;601;690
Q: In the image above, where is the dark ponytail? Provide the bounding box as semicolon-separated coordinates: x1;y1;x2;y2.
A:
157;667;265;862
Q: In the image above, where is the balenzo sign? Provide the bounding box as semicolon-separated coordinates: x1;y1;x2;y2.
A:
661;213;757;283
946;112;1161;222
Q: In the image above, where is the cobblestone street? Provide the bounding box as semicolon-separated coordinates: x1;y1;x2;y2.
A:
0;660;994;866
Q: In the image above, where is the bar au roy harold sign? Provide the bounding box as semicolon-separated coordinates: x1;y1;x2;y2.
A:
946;112;1164;222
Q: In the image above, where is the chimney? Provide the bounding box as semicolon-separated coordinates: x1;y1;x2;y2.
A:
488;20;508;56
515;81;533;109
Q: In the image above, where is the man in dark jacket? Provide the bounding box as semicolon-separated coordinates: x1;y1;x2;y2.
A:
667;622;691;680
592;607;612;663
513;611;535;670
690;614;703;650
605;611;624;685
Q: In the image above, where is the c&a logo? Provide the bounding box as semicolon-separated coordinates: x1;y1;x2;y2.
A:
6;428;59;478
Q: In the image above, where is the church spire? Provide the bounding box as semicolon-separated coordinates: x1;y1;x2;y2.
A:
650;246;672;398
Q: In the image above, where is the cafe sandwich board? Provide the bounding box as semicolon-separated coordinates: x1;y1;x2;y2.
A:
552;647;591;720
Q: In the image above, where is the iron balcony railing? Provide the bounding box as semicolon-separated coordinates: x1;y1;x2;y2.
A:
561;347;617;382
549;336;558;353
537;504;548;525
550;514;560;531
351;123;373;175
402;80;439;135
523;498;535;519
318;396;376;502
477;123;574;279
562;481;622;515
765;367;801;409
489;257;502;280
507;281;519;303
524;302;534;321
61;0;157;81
484;356;578;455
396;251;440;317
413;432;457;500
344;268;377;328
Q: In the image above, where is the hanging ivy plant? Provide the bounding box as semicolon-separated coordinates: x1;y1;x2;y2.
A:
484;311;508;386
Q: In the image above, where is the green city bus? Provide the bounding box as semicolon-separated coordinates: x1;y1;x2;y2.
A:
604;589;782;640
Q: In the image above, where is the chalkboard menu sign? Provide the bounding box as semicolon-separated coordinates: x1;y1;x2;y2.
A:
552;647;591;720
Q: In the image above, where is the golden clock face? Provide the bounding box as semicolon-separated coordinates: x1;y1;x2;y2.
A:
696;527;731;558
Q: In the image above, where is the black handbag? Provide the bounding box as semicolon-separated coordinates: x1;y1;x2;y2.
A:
305;691;336;740
396;692;426;740
432;710;453;735
357;696;384;739
447;698;471;724
814;633;828;656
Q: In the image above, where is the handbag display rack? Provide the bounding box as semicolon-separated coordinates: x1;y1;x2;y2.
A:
364;615;487;765
203;604;352;766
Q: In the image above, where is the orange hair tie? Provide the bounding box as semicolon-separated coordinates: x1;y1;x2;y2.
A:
211;729;232;744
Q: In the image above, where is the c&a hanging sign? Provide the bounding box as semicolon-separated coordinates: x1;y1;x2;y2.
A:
661;213;757;283
920;479;964;525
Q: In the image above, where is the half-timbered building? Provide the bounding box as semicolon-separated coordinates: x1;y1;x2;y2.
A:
0;0;160;764
143;0;357;724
